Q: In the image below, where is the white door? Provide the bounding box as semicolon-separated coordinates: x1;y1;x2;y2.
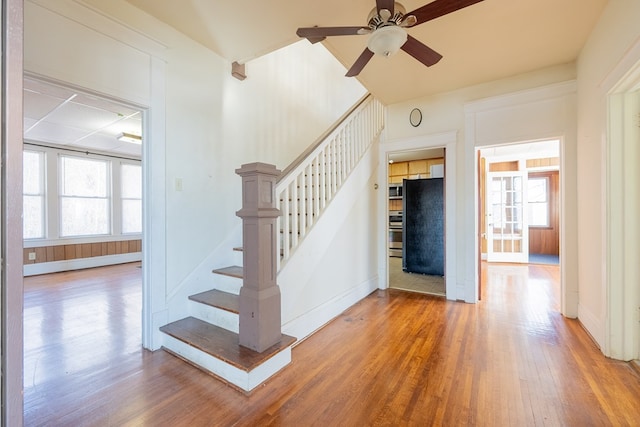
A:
486;171;528;263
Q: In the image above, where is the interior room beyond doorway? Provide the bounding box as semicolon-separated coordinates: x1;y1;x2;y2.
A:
479;140;560;266
387;148;445;296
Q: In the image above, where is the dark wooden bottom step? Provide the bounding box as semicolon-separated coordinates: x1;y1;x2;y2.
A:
212;265;243;278
189;289;239;313
160;317;296;372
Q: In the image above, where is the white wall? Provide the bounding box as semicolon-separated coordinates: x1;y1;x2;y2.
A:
279;142;380;340
385;64;577;304
25;0;366;349
575;0;640;356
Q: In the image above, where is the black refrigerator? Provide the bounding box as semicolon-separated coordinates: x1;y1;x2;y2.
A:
402;178;444;276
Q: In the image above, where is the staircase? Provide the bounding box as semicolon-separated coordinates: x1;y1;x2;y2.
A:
159;94;384;393
160;262;296;393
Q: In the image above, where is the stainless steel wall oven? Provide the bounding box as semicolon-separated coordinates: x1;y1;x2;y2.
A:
389;210;403;257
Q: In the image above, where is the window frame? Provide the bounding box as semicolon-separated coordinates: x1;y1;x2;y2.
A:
58;154;112;238
527;175;551;229
22;149;47;240
22;143;142;245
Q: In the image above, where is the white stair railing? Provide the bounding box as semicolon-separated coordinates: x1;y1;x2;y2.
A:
276;94;384;268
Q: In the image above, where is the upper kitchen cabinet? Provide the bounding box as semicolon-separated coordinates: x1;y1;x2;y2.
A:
389;158;444;183
389;162;408;183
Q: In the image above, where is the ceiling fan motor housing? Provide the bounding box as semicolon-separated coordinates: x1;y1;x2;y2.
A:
367;2;407;29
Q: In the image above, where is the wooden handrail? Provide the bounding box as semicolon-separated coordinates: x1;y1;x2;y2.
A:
277;93;373;183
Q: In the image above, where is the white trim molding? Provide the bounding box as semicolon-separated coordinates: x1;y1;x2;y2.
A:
603;41;640;360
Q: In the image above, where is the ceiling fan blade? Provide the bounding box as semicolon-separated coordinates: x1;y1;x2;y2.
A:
345;49;374;77
377;0;395;15
297;26;370;40
407;0;484;26
401;35;443;67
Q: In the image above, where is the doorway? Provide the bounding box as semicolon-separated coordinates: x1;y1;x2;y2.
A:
21;77;146;411
478;139;561;301
386;148;446;296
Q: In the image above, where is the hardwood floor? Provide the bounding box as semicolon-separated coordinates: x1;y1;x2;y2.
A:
24;262;640;426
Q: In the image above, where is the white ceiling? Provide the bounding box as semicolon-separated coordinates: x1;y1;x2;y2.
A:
23;78;143;158
25;0;607;157
124;0;607;104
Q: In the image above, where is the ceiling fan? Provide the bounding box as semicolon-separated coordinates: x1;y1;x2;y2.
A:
296;0;485;77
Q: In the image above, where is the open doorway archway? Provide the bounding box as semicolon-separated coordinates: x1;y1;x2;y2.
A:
378;131;458;300
478;139;562;307
464;81;578;316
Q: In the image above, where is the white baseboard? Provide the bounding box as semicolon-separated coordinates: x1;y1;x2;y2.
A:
23;252;142;276
282;276;378;344
578;304;605;351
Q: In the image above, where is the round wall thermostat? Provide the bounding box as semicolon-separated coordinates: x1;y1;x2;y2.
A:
409;108;422;127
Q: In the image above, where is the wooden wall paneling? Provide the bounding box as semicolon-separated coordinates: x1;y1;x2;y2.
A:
82;244;92;258
65;245;77;260
34;247;46;263
489;161;519;172
90;243;101;257
23;240;142;265
53;246;65;261
47;246;55;262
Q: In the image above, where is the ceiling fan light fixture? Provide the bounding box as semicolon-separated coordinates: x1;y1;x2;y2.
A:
367;25;407;57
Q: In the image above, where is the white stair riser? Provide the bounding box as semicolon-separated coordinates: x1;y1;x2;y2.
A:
161;334;292;392
188;300;239;333
212;273;242;294
232;250;243;267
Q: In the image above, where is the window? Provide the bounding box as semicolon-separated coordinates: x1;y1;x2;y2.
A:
528;177;549;227
23;150;46;239
59;155;110;237
121;163;142;234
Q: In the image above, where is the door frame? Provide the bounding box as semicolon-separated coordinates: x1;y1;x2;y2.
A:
378;131;459;300
602;45;640;360
2;0;25;424
465;81;576;314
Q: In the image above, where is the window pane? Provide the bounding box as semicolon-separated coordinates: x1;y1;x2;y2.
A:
121;164;142;198
122;200;142;234
23;195;44;239
23;150;45;239
60;197;109;236
529;203;549;227
61;156;108;197
528;178;547;203
23;151;43;194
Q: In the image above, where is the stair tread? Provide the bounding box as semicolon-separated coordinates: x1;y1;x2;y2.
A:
212;265;243;278
160;317;296;371
189;289;239;313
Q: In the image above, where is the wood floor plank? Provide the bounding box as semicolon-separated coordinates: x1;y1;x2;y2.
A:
23;262;640;426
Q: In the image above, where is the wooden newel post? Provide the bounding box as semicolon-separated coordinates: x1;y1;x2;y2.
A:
235;162;282;352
